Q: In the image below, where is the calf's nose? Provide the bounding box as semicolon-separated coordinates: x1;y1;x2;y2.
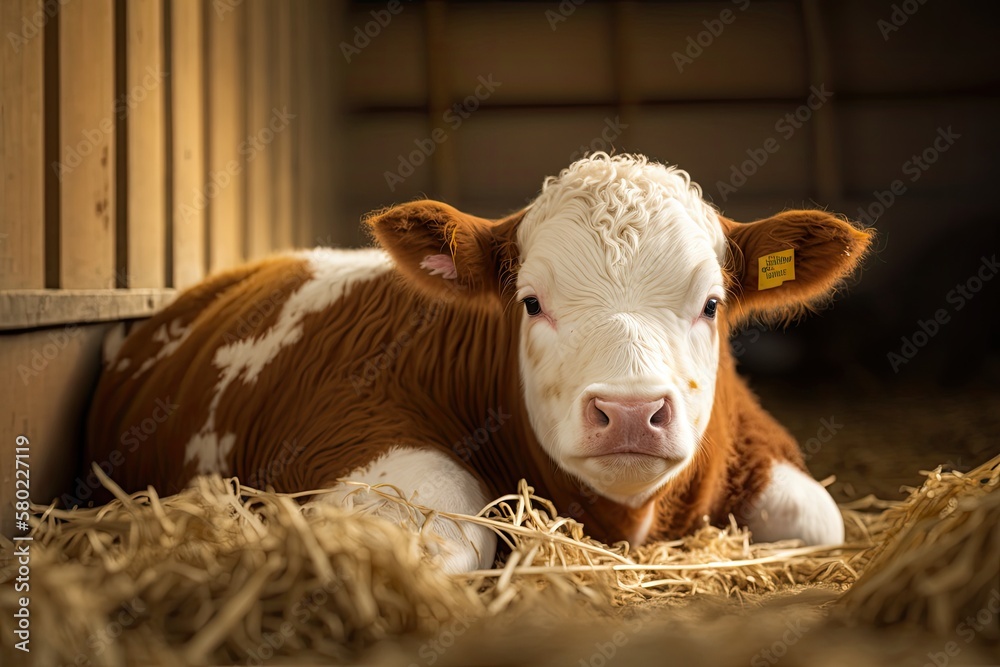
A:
586;397;672;430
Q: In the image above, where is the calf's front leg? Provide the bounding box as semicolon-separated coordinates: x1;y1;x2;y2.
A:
743;460;845;546
320;446;497;573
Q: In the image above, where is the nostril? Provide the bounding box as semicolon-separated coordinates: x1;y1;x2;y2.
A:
649;400;671;427
587;398;610;427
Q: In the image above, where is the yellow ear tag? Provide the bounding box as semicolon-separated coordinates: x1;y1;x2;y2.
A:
758;248;795;290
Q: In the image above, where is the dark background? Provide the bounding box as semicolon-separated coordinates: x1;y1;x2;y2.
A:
335;0;1000;394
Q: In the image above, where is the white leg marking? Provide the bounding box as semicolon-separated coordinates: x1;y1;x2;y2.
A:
625;504;656;546
322;447;497;574
744;460;845;546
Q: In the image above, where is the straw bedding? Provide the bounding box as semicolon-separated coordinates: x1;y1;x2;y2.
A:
1;454;997;666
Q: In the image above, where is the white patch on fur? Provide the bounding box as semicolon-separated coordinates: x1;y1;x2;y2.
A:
625;504;656;546
116;357;131;372
420;254;457;279
102;323;127;368
185;432;237;475
320;447;497;574
212;249;393;386
184;248;392;470
132;318;192;379
744;460;845;546
514;153;727;505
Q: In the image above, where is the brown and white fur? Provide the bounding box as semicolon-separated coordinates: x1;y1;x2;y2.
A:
85;154;871;572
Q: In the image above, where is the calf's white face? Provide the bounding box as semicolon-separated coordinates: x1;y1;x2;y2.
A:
514;157;728;507
370;153;869;515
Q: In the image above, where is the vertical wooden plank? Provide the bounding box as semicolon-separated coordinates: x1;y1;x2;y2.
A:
292;0;312;249
425;1;457;203
0;0;46;289
170;0;206;289
58;0;116;288
270;1;295;252
205;0;246;272
126;0;166;287
802;0;841;203
308;0;342;247
244;0;274;260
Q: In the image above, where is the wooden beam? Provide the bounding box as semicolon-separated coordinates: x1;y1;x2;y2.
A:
0;289;177;330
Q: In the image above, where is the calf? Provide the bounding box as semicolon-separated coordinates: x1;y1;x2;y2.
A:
85;154;871;572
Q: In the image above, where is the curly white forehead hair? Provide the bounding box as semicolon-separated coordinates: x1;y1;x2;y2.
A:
520;152;727;266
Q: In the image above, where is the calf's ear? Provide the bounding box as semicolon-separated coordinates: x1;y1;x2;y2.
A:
366;200;524;300
723;210;873;323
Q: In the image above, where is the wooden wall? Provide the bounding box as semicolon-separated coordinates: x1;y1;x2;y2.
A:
1;0;342;294
0;0;342;536
340;0;999;271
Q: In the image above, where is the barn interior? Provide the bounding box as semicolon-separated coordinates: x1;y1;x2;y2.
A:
1;0;998;665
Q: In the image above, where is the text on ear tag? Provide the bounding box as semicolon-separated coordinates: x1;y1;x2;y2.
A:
758;248;795;290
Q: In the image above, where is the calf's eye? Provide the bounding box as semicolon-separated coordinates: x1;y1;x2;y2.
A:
702;298;718;319
523;297;542;317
